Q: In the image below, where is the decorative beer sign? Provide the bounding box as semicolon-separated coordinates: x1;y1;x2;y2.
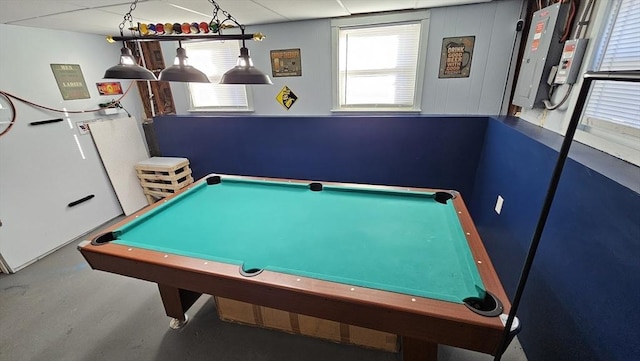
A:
438;36;475;78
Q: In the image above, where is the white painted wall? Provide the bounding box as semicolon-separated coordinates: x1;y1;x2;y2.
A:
0;24;146;272
518;0;640;166
167;0;525;116
423;0;523;114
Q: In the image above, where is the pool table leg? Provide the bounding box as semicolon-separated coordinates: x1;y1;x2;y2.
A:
402;336;438;361
157;284;202;329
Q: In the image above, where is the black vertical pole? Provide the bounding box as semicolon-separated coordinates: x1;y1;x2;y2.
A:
493;71;640;361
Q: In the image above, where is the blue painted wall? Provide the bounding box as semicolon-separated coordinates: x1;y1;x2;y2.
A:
153;115;640;360
153;115;488;198
469;119;640;361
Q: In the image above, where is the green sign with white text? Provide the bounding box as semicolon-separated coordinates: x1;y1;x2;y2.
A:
51;64;90;100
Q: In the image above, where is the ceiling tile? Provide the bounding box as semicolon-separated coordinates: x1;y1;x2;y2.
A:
164;0;288;25
340;0;418;14
414;0;491;8
10;9;133;36
253;0;350;21
0;0;494;35
0;1;84;23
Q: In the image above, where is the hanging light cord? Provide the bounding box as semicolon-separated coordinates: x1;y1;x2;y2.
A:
2;0;139;138
0;82;135;138
0;93;16;138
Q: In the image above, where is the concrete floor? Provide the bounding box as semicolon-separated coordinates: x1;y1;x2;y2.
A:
0;224;528;361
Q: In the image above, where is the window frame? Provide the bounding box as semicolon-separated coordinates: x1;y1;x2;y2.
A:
575;0;640;166
330;11;430;113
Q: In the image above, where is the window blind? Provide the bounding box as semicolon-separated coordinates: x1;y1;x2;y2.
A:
183;41;248;109
584;0;640;129
338;23;421;108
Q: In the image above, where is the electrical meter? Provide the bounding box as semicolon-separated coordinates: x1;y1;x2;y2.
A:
554;38;589;84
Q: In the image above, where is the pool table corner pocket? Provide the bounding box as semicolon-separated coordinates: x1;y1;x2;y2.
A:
90;232;117;246
463;290;503;317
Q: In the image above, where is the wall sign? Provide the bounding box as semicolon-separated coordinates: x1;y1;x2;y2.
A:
96;82;123;96
531;21;545;52
50;64;90;100
270;49;302;77
276;86;298;110
438;36;475;78
76;121;91;135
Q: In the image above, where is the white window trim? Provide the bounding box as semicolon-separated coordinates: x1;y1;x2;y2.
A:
330;11;430;113
574;127;640;165
574;0;640;166
186;82;255;113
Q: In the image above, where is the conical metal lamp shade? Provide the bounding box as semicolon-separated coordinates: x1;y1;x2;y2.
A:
158;47;210;83
220;47;272;85
104;47;157;80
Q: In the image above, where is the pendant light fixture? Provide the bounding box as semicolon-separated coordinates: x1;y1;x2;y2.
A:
104;44;157;80
220;27;272;85
158;41;210;83
104;1;157;81
104;0;272;85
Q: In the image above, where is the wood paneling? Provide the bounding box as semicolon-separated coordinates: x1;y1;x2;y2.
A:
127;41;176;119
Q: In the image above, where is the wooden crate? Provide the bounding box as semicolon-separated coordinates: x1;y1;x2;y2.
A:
135;157;194;204
215;297;399;353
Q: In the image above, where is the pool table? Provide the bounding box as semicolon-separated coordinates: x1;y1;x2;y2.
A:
79;174;515;360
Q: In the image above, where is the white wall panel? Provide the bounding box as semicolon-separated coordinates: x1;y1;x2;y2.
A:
90;117;149;216
422;0;522;114
0;24;144;272
167;0;523;116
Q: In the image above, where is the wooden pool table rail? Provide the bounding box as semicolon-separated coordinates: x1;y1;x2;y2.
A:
79;174;512;360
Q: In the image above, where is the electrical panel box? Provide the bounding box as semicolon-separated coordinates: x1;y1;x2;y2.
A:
554;38;589;84
513;3;569;108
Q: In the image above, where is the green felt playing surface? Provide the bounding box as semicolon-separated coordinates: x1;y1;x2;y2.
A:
114;178;485;303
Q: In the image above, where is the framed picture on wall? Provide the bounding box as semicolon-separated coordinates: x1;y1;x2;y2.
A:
438;36;475;78
270;49;302;77
50;64;90;100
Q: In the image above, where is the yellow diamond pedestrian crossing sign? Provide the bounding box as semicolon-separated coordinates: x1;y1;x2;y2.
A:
276;85;298;110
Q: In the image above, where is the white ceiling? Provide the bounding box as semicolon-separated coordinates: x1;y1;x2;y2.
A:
0;0;491;36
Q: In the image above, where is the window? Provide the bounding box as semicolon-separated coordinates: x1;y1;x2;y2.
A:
578;0;640;164
182;41;251;111
331;11;430;112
